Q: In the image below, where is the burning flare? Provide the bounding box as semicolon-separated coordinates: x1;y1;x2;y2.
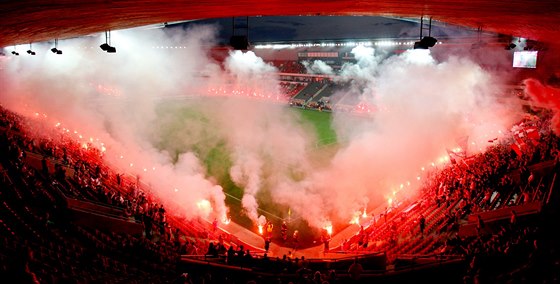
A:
323;221;333;236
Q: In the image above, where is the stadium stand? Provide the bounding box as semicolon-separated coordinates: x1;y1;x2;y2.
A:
1;103;560;283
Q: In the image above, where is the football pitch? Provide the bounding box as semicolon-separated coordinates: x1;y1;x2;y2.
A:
152;99;339;247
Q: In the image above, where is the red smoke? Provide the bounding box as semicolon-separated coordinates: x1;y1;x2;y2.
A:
524;78;560;134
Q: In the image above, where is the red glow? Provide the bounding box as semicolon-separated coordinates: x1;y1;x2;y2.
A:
324;222;333;236
524;79;560;134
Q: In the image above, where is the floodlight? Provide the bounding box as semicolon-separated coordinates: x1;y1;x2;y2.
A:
100;31;117;53
414;36;438;49
51;39;62;54
26;43;36;55
100;43;110;51
230;35;249;50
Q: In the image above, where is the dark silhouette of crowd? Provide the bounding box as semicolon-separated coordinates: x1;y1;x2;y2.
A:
1;103;560;283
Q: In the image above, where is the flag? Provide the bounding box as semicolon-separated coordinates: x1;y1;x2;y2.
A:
511;143;523;157
512;122;539;149
525;126;540;144
511;136;527;157
455;136;469;158
446;149;457;164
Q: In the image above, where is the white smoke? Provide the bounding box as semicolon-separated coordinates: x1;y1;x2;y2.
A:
231;153;263;222
265;48;521;227
212;92;313;224
303;60;334;75
339;45;380;85
0;23;523;232
0;25;231;222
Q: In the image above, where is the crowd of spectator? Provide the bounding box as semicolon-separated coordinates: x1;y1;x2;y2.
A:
336;110;560;282
2;102;560;283
269;61;306;74
0;106;211;283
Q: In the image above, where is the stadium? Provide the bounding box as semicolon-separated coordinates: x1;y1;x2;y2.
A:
1;1;560;283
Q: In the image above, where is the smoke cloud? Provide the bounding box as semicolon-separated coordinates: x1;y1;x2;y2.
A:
282;47;523;227
0;24;523;232
523;78;560;134
302;60;334;75
0;25;232;222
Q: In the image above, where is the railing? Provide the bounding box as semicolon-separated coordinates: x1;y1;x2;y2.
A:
546;173;556;205
69;207;143;235
66;197;127;219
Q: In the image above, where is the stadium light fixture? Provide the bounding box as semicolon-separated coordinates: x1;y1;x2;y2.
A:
100;43;110;51
413;36;438;49
413;17;437;49
230;17;250;50
100;31;117;53
10;45;19;56
26;43;36;55
230;35;249;50
505;43;516;50
51;39;62;54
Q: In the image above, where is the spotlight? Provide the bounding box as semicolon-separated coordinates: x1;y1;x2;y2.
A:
100;30;117;53
99;43;110;51
413;36;438;49
51;39;62;54
230;17;250;50
505;43;516;50
230;35;249;50
27;43;36;55
100;43;116;53
413;42;426;49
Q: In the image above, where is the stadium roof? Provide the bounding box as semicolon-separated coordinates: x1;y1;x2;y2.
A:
175;16;487;45
0;0;559;47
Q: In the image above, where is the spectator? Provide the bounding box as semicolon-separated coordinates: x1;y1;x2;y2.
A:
510;210;518;229
419;214;426;236
312;270;323;284
348;257;363;281
264;237;271;253
326;269;337;284
476;215;485;235
227;246;235;264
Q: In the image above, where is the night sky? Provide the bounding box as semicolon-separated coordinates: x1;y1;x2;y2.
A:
173;16;483;45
